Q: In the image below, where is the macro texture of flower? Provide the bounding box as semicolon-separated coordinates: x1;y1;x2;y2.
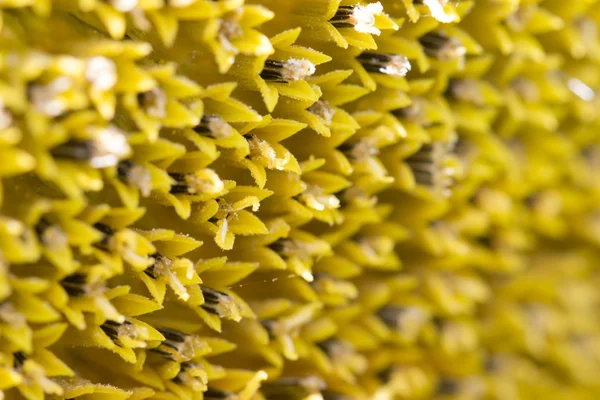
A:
2;0;600;399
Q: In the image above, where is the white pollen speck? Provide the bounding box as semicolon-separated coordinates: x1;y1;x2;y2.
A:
110;0;137;12
352;2;383;35
86;56;117;92
168;0;195;7
382;55;411;77
0;99;12;130
30;77;72;117
423;0;456;23
282;58;316;82
91;126;131;168
568;78;595;102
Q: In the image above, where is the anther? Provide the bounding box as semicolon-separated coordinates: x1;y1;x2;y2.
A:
377;305;428;338
329;3;383;35
169;169;224;195
13;352;27;369
117;160;152;196
172;362;207;391
446;79;483;105
357;51;411;77
193;115;233;139
261;376;326;400
50;126;130;168
418;32;466;61
35;218;68;249
392;98;425;121
200;287;242;321
414;0;456;23
151;327;203;362
308;100;336;125
338;138;379;160
204;388;237;400
144;253;191;301
85;56;118;92
137;88;167;118
0;99;12;130
260;59;316;83
93;223;116;251
60;273;92;297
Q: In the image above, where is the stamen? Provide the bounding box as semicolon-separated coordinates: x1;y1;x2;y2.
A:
167;0;195;8
437;378;459;395
405;143;454;194
297;185;341;211
35;218;68;249
137;88;167;118
339;187;378;208
204;388;237;400
437;377;485;398
392;98;425;121
100;319;126;340
581;146;600;170
130;8;151;31
484;355;501;373
200;287;242;321
323;392;350;400
169;169;224;195
247;136;281;170
575;16;598;54
60;273;102;297
575;16;597;39
505;5;533;32
151;327;203;362
268;238;321;279
311;273;358;300
446;79;483;105
511;77;540;103
356;235;394;258
193;115;233;139
108;0;138;12
29;76;72;117
100;320;148;348
173;362;207;391
261;319;278;338
261;376;326;400
219;18;243;55
338;138;379;160
308;100;336;125
357;51;411;77
144;253;190;301
476;235;494;249
0;303;26;327
85;56;118;92
317;338;352;359
415;0;456;23
0;99;12;130
260;58;316;83
50;126;131;168
117;160;152;196
268;238;327;282
17;358;63;395
93;222;116;251
318;338;368;374
329;3;383;35
377;306;428;338
418;32;466;61
262;310;318;359
268;239;294;258
59;273;86;296
13;351;27;369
